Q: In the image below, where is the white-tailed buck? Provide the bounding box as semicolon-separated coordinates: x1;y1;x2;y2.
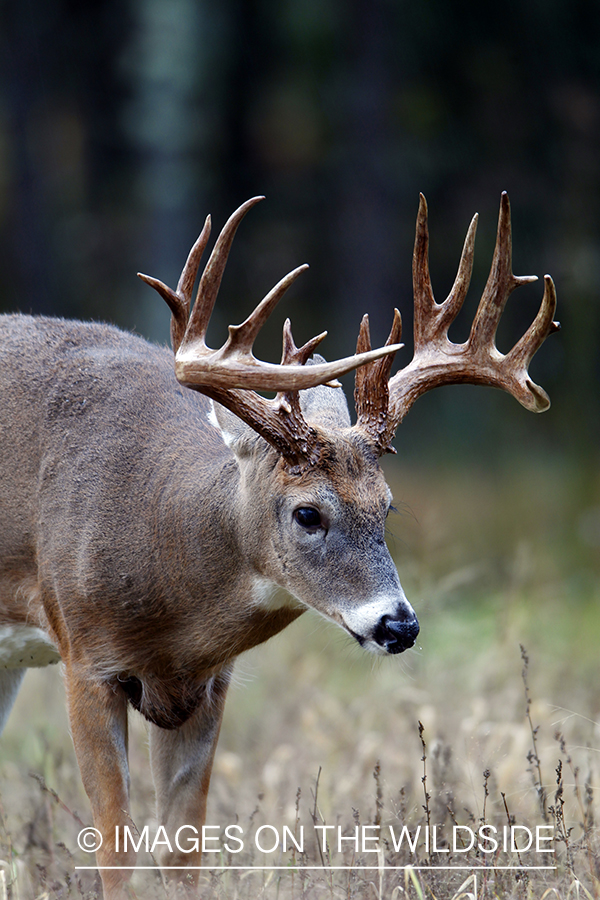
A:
0;194;557;898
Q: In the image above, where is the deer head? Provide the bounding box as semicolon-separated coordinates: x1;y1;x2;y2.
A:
139;194;557;655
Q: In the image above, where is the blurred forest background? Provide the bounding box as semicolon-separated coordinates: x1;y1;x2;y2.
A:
0;0;598;463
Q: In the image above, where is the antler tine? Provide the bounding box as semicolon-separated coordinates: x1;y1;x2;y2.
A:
354;309;403;453
413;193;478;349
184;196;265;348
265;319;332;448
504;274;559;411
468;191;537;352
281;318;328;367
439;211;478;335
224;265;310;356
510;275;559;365
176;216;213;308
138;215;212;353
412;196;435;338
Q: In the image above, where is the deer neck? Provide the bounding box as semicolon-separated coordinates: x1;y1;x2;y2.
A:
146;447;303;673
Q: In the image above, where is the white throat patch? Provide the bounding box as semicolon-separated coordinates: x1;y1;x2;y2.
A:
250;577;305;612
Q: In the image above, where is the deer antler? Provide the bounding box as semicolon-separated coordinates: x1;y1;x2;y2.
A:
139;197;402;470
355;192;559;454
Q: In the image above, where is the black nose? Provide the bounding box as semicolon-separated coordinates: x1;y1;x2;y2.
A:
374;613;420;654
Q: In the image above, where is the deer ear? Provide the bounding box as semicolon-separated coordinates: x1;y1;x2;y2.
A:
299;355;352;428
210;401;264;457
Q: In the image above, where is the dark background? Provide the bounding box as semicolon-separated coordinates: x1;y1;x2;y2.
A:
0;0;598;462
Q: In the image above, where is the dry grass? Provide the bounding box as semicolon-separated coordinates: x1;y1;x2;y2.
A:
1;457;599;899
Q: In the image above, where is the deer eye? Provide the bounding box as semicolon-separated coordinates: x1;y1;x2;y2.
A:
294;507;322;530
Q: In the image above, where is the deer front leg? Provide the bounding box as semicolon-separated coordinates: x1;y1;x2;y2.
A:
0;668;25;733
64;662;135;900
149;670;231;897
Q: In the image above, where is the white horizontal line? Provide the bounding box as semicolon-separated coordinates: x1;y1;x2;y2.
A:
75;865;557;871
